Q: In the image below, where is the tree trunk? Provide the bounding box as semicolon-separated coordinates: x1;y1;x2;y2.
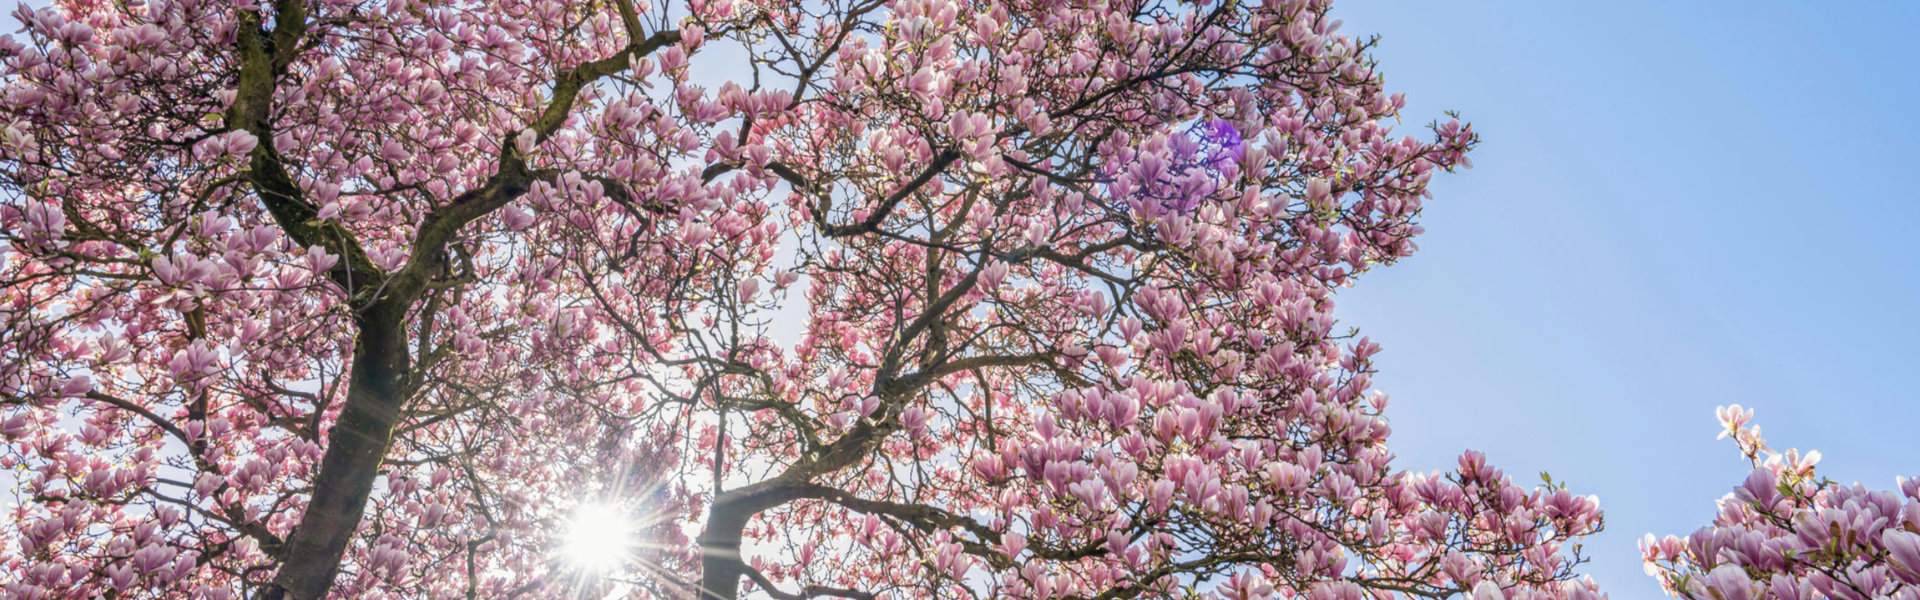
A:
261;306;411;599
697;500;751;600
697;481;813;600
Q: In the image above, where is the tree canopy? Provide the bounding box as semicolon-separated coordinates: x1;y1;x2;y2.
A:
0;0;1611;598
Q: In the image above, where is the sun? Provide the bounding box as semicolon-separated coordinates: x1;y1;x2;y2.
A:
560;503;635;572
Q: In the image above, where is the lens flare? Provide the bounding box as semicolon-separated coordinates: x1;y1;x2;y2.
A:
560;503;633;572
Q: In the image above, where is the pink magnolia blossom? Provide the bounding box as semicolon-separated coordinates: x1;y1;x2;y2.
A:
0;0;1605;599
1645;406;1920;600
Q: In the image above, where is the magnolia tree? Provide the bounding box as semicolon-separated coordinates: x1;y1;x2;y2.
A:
0;0;1609;598
1643;407;1920;600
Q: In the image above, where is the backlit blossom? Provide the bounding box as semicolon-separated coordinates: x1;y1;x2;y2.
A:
0;0;1582;599
1647;407;1920;599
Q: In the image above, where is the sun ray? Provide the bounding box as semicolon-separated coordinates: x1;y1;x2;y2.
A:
561;503;636;572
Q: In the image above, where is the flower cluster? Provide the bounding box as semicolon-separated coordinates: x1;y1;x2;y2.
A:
0;0;1600;598
1644;406;1920;600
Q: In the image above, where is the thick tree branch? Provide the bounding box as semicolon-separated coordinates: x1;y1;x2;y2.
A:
819;149;963;237
383;29;681;312
259;19;682;600
230;7;383;300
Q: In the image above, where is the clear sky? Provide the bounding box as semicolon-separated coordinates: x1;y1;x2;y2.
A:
1322;1;1920;596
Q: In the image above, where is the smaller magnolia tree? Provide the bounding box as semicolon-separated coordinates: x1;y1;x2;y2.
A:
1642;406;1920;600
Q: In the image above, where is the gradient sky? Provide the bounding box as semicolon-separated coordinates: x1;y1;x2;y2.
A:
1320;1;1920;597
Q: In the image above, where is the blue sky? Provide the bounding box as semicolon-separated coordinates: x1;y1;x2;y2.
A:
1324;1;1920;596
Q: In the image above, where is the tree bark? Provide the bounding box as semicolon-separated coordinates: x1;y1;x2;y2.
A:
696;480;815;600
262;307;411;599
697;499;751;600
